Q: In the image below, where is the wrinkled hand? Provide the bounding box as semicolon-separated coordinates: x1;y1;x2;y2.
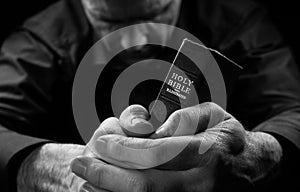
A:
74;117;191;192
17;143;88;192
72;102;282;192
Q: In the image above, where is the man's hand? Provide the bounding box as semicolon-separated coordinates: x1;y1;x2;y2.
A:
17;114;135;192
71;102;283;192
17;143;86;192
16;116;129;192
72;116;217;192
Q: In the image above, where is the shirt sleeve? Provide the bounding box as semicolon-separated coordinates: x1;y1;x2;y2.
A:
0;29;59;191
223;8;300;190
224;10;300;150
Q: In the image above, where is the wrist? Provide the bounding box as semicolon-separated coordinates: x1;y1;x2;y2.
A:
17;143;85;192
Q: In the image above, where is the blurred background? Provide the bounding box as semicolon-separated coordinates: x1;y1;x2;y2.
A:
1;0;299;69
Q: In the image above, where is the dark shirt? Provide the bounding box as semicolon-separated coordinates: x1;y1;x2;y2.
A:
1;0;300;191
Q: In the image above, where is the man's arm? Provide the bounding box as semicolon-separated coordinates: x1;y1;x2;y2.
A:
0;29;73;191
220;5;300;191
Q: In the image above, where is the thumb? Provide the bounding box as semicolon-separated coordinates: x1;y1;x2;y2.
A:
152;102;232;138
88;117;126;143
87;117;126;156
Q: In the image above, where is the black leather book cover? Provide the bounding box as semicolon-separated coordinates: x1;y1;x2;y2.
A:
150;39;242;124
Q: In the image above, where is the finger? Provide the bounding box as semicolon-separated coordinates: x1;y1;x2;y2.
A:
152;102;232;138
91;117;126;139
95;133;214;169
71;156;162;192
80;182;111;192
87;117;126;156
94;134;179;169
71;156;131;191
72;157;215;192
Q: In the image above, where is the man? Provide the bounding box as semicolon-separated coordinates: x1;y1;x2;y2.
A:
0;0;300;192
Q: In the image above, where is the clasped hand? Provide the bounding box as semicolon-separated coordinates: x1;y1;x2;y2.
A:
71;102;281;192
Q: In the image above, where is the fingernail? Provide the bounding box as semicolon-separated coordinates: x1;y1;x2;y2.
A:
155;129;162;134
80;183;94;192
155;127;165;136
71;158;88;178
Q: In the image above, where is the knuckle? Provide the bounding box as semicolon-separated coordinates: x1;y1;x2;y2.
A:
147;150;159;166
130;177;154;192
192;102;223;117
227;119;244;133
149;146;168;166
92;163;108;187
219;120;246;154
200;101;215;108
207;102;223;111
170;110;182;119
